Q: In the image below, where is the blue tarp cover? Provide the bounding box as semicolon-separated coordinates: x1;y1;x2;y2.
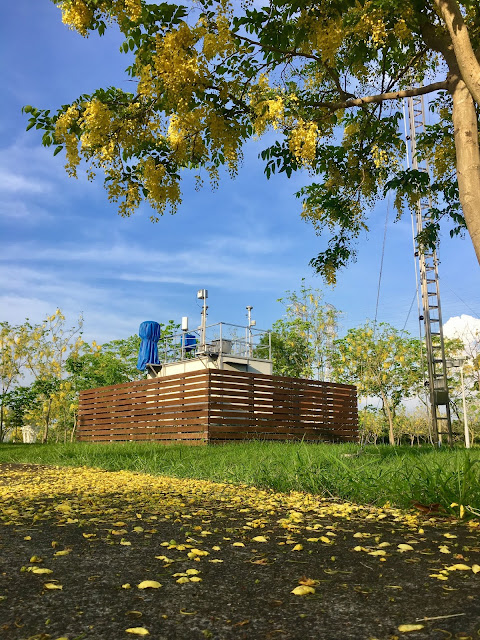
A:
137;321;161;371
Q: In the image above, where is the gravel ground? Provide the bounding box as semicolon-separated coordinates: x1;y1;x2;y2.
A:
0;463;479;640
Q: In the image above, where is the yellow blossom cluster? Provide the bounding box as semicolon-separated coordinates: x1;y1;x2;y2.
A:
296;12;344;65
252;96;285;137
55;105;81;177
356;4;388;46
152;25;205;111
124;0;142;22
80;99;113;154
59;0;142;36
202;3;236;60
59;0;93;36
289;119;319;166
140;157;182;218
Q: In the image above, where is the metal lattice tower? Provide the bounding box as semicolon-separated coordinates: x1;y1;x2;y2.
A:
405;95;453;445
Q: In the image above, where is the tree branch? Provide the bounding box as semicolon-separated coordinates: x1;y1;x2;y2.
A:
385;47;430;93
310;82;449;111
235;33;322;62
433;0;480;105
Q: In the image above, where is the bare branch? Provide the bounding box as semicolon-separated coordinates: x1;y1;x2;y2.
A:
235;33;322;62
311;82;449;111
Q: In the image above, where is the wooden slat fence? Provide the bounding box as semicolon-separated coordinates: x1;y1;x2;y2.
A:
208;370;358;442
78;370;358;443
78;371;210;444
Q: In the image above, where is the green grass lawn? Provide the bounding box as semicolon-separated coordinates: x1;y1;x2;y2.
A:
0;441;479;517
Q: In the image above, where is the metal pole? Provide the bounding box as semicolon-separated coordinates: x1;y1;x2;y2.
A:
461;365;470;449
201;298;208;351
246;306;253;357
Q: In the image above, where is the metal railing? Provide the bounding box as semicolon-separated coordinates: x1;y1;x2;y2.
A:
158;322;272;364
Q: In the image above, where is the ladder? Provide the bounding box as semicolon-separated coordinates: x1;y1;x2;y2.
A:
405;95;453;445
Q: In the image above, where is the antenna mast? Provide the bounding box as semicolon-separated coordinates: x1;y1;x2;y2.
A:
405;95;452;445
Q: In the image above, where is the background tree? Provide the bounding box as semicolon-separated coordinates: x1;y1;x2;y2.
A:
358;406;386;445
255;282;340;378
0;322;32;442
277;281;341;380
26;0;480;282
255;317;311;378
66;335;143;391
20;310;84;443
331;322;424;445
1;386;40;443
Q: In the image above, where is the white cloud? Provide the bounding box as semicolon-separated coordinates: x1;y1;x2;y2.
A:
443;314;480;357
0;168;52;195
444;314;480;340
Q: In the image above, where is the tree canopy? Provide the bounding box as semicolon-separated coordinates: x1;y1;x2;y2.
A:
26;0;480;281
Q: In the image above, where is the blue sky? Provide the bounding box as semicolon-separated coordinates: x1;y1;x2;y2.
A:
1;1;479;346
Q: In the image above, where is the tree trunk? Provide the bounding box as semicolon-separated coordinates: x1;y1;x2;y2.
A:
0;403;4;443
380;393;395;445
42;401;51;444
449;74;480;263
434;0;480;106
70;413;77;443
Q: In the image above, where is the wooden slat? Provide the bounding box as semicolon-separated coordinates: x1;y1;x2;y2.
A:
77;368;358;445
79;397;209;416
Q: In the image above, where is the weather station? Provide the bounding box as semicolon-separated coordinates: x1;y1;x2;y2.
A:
141;290;273;379
77;290;358;445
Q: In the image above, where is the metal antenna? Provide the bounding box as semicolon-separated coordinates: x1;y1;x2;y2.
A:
246;306;254;357
405;95;452;445
197;289;208;352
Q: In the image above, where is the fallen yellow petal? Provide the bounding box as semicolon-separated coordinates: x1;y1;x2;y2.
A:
122;583;131;589
189;576;202;582
438;546;450;554
32;568;53;575
232;542;245;547
446;564;471;571
185;569;200;575
292;544;303;551
398;624;424;632
176;577;190;584
125;627;149;636
44;583;63;590
137;581;161;589
53;550;71;557
472;565;480;574
397;544;414;552
251;536;268;543
291;585;315;596
187;549;209;557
